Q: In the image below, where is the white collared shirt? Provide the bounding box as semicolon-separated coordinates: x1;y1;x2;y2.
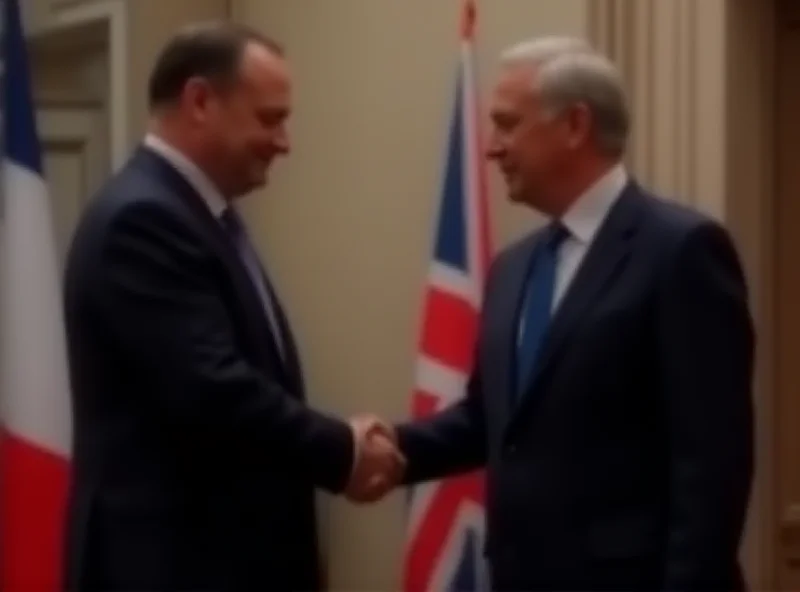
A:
143;133;228;219
552;163;628;310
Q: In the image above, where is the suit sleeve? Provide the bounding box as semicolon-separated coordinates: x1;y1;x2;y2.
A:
395;365;487;484
657;221;755;589
96;202;354;493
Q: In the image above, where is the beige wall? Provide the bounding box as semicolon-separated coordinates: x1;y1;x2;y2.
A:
230;1;588;589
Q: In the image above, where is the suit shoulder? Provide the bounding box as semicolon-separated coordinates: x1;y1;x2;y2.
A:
89;163;182;221
75;162;195;243
636;189;745;274
640;190;727;240
65;160;200;274
490;228;541;271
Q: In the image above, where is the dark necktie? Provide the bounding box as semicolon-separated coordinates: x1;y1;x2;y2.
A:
515;222;568;398
220;207;285;359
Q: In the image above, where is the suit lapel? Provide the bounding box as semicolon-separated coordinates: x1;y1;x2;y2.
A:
484;233;541;427
132;147;292;383
510;183;644;422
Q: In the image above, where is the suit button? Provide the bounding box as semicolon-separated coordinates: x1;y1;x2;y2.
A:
505;443;517;455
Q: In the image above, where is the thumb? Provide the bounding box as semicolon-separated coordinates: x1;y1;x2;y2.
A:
364;417;395;440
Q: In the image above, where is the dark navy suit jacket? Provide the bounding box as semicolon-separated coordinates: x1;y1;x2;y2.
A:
398;182;754;591
62;146;353;591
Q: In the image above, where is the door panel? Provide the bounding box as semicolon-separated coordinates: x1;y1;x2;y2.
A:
28;20;109;264
774;2;800;588
37;104;107;264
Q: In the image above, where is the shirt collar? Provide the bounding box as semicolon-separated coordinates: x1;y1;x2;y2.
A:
560;163;628;244
143;133;228;219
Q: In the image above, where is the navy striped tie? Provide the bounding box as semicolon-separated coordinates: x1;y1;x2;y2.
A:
220;207;285;359
515;222;568;398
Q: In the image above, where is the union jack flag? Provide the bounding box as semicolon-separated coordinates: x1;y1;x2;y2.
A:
403;2;492;590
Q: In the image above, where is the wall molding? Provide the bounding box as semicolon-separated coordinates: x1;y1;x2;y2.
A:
37;103;108;257
41;0;128;170
38;103;108;193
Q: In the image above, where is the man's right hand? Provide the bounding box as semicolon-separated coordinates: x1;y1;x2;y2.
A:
345;414;405;503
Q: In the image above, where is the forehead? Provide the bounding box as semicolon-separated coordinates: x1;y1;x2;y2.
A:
490;62;540;112
236;42;291;100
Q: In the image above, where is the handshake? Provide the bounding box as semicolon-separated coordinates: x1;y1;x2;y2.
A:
344;414;406;503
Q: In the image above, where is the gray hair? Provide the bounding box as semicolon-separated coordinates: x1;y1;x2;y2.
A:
500;36;629;157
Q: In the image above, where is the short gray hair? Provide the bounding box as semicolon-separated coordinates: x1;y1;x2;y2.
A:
500;36;629;157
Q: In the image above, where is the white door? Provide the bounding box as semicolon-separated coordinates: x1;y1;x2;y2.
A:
0;25;110;344
29;21;110;265
37;104;108;265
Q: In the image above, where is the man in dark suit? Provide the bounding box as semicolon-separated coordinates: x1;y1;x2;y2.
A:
62;22;403;591
388;37;755;590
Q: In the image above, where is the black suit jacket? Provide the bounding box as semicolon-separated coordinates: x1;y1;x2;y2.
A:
397;182;754;591
62;146;354;591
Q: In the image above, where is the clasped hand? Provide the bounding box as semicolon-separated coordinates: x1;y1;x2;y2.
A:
345;414;405;504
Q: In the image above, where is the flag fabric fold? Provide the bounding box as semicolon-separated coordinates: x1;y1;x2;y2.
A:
403;2;493;590
1;0;72;590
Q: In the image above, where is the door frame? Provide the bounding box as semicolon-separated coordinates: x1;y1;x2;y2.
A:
28;0;129;170
725;0;778;587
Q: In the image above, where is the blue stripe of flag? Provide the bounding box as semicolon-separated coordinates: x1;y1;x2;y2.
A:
433;65;467;272
452;527;487;590
4;0;43;174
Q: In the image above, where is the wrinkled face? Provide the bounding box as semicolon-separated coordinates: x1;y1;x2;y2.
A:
486;62;592;214
182;42;291;198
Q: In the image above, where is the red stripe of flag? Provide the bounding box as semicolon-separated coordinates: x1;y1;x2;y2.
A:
411;389;441;418
471;81;492;276
460;0;476;40
403;473;484;592
419;288;478;369
0;430;70;592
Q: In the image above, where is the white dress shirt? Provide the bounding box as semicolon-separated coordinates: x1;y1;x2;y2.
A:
143;133;228;218
552;163;628;311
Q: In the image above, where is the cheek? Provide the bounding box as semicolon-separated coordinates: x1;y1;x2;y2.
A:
222;108;253;139
234;122;264;152
246;131;276;159
514;135;548;172
527;129;563;166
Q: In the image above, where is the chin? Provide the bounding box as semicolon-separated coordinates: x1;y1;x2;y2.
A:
506;187;526;204
255;167;270;185
246;174;268;192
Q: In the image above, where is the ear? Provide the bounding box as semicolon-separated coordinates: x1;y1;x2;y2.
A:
181;76;214;122
564;102;592;150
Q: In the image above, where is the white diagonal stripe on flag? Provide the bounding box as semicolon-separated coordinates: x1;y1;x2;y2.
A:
415;355;469;407
428;261;479;305
406;481;438;544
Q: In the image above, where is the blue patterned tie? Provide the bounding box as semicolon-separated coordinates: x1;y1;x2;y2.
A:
220;207;285;359
515;222;568;398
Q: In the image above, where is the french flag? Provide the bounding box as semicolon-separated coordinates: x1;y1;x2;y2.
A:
1;0;73;590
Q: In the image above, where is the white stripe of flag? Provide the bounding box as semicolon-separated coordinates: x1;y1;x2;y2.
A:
1;1;73;590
